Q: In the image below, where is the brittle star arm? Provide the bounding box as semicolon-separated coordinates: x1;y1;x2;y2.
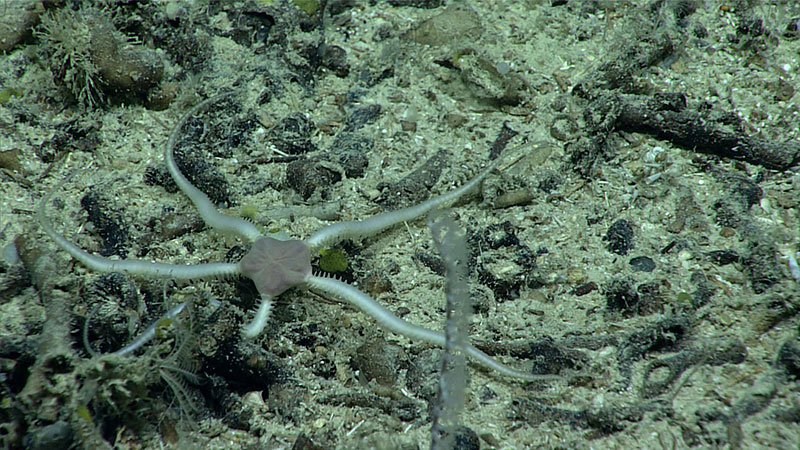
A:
165;94;263;243
241;294;274;339
36;176;241;281
305;275;555;382
305;156;502;251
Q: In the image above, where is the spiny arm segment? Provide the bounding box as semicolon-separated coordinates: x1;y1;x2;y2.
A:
36;173;241;281
305;274;555;382
306;157;502;251
165;93;263;243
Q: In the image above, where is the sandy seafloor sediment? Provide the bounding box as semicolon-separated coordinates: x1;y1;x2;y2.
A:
1;1;799;448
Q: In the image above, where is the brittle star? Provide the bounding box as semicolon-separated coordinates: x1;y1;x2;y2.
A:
37;95;552;382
